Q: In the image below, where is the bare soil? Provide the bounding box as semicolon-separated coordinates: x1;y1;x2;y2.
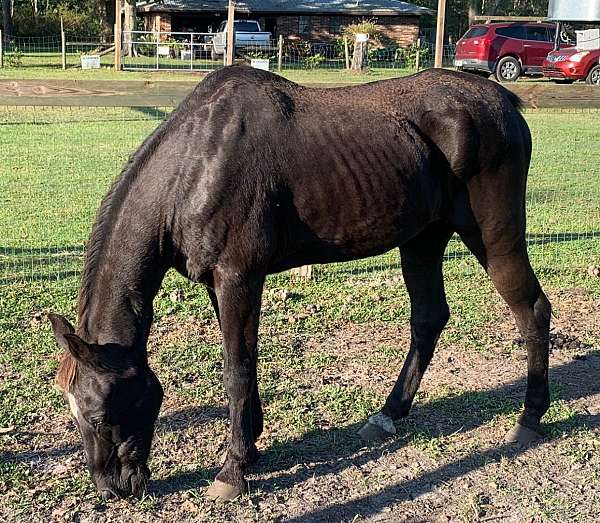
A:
1;288;599;522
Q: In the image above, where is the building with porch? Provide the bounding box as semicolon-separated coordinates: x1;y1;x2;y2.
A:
138;1;434;47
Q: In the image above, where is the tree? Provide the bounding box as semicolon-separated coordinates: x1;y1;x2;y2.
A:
123;0;137;56
2;0;14;38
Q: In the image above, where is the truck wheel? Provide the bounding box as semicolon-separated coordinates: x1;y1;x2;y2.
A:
586;65;600;85
495;56;521;82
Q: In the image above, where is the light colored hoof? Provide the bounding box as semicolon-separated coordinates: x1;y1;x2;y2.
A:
205;479;245;501
504;423;544;446
358;412;396;442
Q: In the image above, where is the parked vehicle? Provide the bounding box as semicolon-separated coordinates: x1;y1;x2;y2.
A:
543;40;600;84
454;22;560;81
209;20;271;59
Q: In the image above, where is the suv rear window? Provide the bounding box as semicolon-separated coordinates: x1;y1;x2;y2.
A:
496;26;526;39
462;27;489;39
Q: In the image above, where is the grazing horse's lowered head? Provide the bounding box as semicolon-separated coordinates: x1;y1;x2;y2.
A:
49;314;163;499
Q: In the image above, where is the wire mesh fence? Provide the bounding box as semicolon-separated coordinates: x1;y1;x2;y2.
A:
1;106;598;286
1;30;455;73
121;32;456;72
1;34;114;69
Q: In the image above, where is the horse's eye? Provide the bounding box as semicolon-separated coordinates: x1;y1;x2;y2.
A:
93;420;112;437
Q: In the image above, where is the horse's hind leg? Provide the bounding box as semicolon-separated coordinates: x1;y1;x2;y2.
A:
359;224;453;441
205;271;265;501
460;224;551;444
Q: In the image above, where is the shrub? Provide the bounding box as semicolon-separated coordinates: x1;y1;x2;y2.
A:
5;48;23;67
304;53;325;69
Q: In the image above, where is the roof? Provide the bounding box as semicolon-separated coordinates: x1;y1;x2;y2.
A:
138;1;435;17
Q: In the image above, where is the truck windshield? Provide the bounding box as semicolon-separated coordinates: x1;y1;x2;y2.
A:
234;21;259;32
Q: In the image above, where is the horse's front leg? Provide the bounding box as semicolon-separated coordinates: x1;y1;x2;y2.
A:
205;272;264;501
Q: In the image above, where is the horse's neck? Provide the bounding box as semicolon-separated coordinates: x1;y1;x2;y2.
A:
77;198;169;348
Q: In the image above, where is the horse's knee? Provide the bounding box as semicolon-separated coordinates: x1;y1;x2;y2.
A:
411;304;450;337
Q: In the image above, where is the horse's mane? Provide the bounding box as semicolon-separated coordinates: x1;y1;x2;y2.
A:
55;109;180;392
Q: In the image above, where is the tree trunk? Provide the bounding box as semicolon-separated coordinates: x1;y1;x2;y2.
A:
99;1;116;40
123;0;137;57
2;0;14;38
350;35;368;72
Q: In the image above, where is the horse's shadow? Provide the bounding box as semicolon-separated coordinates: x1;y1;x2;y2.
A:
151;348;600;507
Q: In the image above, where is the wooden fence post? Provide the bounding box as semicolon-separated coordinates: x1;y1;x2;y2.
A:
290;265;313;280
277;34;283;72
0;30;3;69
60;17;66;70
415;37;421;72
226;0;235;66
434;0;447;68
344;36;350;70
114;0;122;71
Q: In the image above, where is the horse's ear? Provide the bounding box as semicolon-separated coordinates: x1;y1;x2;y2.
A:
48;313;75;351
63;333;96;367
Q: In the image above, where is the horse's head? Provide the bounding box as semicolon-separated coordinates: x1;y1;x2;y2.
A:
48;314;163;500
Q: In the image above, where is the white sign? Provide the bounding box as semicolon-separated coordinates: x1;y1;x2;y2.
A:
355;33;369;43
250;58;270;71
576;29;600;50
81;55;101;69
180;49;192;60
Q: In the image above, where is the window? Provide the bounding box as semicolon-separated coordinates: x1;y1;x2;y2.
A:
462;26;489;39
495;26;526;39
526;26;550;42
329;16;342;34
299;16;310;34
234;20;261;32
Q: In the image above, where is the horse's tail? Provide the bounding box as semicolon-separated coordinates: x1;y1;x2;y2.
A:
505;90;524;112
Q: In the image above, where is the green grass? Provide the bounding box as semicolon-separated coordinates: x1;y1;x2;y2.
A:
0;105;599;519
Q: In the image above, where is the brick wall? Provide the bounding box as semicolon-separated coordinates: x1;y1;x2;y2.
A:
275;14;420;45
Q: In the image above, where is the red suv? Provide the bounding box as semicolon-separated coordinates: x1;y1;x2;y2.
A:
543;48;600;84
455;22;557;82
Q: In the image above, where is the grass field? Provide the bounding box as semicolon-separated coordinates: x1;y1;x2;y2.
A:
0;106;599;521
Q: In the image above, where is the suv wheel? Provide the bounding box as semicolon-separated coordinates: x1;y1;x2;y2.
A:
496;56;521;82
586;65;600;85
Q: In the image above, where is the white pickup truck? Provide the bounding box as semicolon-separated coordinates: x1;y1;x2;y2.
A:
210;20;272;59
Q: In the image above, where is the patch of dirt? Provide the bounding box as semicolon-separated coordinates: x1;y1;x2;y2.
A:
1;289;599;522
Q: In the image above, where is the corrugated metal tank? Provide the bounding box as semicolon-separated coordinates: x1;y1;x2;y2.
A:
548;0;600;21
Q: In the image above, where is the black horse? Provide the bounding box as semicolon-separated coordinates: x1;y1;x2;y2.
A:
49;66;551;501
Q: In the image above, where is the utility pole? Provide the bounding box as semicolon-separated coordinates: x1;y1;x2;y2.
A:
434;0;447;68
226;0;235;66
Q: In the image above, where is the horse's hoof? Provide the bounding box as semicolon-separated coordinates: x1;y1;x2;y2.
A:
205;480;245;501
504;423;544;446
358;412;396;442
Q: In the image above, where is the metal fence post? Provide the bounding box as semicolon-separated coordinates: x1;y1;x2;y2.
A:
156;30;160;70
344;36;350;70
61;17;66;70
0;30;3;68
277;34;283;72
415;37;421;72
190;33;194;70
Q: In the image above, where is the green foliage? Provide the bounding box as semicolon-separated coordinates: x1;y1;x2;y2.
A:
11;4;103;37
303;53;325;69
396;44;430;68
5;48;23;67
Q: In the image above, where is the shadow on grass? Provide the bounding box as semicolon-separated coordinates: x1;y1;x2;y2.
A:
153;348;600;510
